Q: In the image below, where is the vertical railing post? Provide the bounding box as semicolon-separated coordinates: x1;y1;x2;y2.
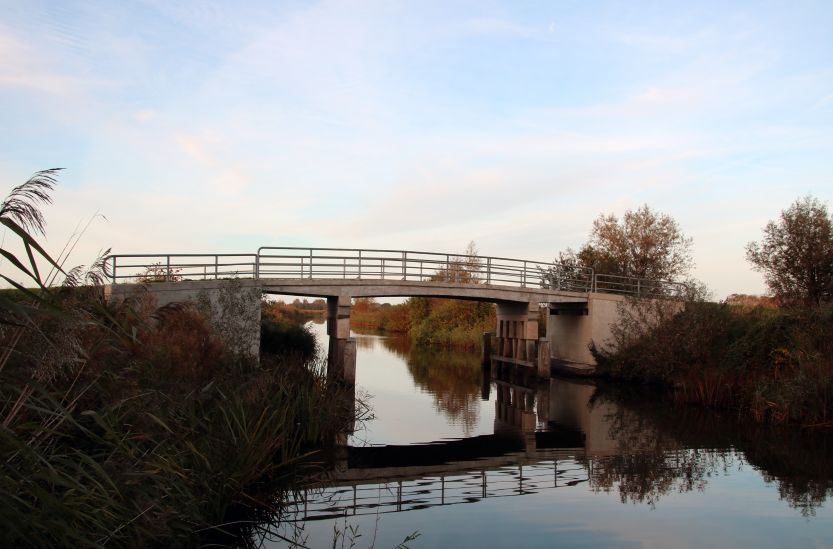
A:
166;255;171;281
402;251;406;280
111;256;117;283
300;257;304;278
486;257;491;285
309;249;313;279
215;256;219;279
522;261;527;287
381;258;385;280
343;257;346;278
358;250;362;279
446;255;450;282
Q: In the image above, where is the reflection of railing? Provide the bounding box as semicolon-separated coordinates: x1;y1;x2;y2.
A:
103;247;685;298
287;457;588;521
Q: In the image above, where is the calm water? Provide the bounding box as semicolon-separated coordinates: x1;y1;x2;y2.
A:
265;322;833;548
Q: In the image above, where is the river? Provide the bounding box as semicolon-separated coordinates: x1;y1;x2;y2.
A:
263;322;833;548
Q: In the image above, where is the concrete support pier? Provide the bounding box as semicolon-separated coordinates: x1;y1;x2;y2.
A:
327;295;356;384
493;301;550;378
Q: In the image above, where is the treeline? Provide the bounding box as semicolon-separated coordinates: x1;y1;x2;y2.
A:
262;298;326;325
351;297;495;349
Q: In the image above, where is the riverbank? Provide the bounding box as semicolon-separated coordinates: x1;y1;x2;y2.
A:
351;297;495;349
1;287;352;547
593;301;833;427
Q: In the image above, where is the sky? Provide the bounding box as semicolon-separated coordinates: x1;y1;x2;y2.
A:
1;0;832;298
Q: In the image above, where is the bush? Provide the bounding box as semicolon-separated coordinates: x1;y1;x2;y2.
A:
595;304;833;425
260;317;317;362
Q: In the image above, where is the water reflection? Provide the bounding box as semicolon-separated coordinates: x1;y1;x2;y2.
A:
585;384;833;516
373;334;485;436
271;327;833;547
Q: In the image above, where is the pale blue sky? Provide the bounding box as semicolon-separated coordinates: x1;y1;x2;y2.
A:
1;1;832;297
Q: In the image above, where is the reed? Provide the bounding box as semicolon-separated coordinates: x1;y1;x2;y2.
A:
0;172;353;547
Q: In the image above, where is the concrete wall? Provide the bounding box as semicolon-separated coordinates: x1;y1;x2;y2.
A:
547;293;623;365
106;279;262;359
547;293;682;366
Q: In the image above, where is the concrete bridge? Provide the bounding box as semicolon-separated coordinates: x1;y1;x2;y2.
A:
104;247;685;381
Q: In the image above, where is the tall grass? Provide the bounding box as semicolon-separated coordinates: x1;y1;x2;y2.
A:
0;172;353;546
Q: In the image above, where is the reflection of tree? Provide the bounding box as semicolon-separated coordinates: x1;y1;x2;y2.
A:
379;336;483;436
581;400;733;507
585;383;833;516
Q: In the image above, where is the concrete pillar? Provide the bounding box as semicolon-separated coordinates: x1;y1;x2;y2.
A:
326;295;351;339
327;295;355;383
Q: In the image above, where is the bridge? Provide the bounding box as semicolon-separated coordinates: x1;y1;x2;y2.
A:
104;247;685;379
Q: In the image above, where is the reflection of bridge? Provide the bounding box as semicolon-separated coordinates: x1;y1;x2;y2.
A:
284;364;599;521
105;247;685;378
291;451;589;521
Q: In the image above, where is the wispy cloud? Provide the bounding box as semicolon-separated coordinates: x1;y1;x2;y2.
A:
1;1;832;299
0;28;93;94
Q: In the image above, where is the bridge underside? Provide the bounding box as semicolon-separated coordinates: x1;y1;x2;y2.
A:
106;277;636;383
259;278;589;304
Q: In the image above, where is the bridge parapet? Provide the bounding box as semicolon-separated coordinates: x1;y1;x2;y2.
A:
104;246;686;299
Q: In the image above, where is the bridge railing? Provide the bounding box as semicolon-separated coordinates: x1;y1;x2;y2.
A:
104;254;258;283
255;246;595;291
103;247;685;299
593;273;687;298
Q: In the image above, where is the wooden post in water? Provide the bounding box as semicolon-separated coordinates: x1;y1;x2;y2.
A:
481;332;492;367
538;338;551;378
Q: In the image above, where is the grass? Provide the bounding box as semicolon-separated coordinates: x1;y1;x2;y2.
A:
1;289;354;547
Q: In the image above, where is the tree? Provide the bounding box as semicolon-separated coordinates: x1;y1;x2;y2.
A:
433;240;483;283
746;196;833;308
577;205;693;281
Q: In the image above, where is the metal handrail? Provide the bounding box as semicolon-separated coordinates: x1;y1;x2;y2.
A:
593;273;687;298
103;247;685;299
255;246;594;291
